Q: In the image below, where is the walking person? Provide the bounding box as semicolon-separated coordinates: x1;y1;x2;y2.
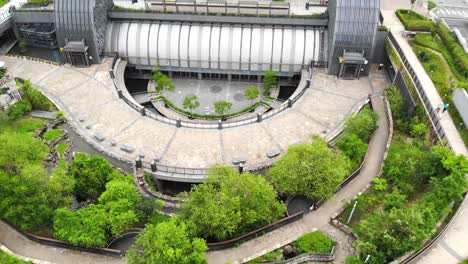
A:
435;104;442;113
442;103;449;114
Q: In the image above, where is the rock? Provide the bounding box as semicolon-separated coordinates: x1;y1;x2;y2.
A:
85;125;91;129
79;117;85;122
139;153;145;159
94;133;105;142
110;140;117;146
267;148;281;158
120;144;135;153
232;156;246;165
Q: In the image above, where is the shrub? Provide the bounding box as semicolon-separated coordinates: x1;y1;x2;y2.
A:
294;231;335;253
17;80;53;111
6;100;32;120
395;9;434;31
345;107;379;142
435;23;468;79
336;133;368;169
43;129;63;141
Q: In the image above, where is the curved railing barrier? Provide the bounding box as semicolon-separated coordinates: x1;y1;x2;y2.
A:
264;247;335;264
110;55;313;130
1;219;123;258
206;211;304;251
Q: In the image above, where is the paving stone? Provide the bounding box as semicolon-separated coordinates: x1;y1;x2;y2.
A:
120;144;135;153
232;156;246;165
267;148;281;158
93;133;105;142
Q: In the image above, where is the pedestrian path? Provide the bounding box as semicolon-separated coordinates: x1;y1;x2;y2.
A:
0;220;125;264
206;87;390;264
382;10;468;264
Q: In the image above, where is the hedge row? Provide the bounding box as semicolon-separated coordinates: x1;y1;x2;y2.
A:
435;23;468;79
395;9;434;32
154;96;270;120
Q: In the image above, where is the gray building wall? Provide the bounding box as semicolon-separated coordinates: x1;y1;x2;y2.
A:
54;0;113;64
453;88;468;128
371;30;388;63
327;0;380;75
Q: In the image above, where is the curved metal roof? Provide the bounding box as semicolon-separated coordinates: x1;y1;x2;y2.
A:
105;21;323;73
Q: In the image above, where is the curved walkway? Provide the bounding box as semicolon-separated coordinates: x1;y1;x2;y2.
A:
0;55;378;182
0;221;124;264
206;75;390;264
0;67;389;264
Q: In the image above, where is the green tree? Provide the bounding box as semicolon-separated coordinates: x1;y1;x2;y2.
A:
267;137;351;201
336;133;368;169
355;207;430;264
0;131;48;174
183;95;200;118
427;0;436;18
99;178;142;237
180;165;285;241
53;205;108;247
127;220;208;264
0;165;52;231
214;101;232;119
6;100;32;121
383;144;436;196
345;107;379;142
244;85;259;105
68;153;115;200
17;80;52;111
263;70;277;96
152;68;175;93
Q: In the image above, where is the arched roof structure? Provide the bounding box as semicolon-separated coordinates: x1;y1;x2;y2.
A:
105;22;324;74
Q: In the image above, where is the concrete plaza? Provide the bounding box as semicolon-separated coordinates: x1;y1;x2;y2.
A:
0;55;380;172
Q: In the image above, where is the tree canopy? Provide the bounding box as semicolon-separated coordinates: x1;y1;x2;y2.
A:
267;137;351;201
152;68;175;92
244;85;259;105
99;177;142;237
127;220;208;264
180;165;285;241
68;153;115;200
345;107;379;142
213;101;232;118
53;205;108;247
183;95;200;117
263;70;277;96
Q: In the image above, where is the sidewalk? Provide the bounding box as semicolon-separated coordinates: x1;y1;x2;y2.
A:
0;220;125;264
206;90;390;264
382;10;468;264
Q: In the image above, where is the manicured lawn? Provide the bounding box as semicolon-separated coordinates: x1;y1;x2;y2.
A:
410;40;468;146
0;116;47;134
0;249;32;264
44;129;63;141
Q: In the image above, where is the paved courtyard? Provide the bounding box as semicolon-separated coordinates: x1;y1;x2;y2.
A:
0;55;381;173
159;79;264;115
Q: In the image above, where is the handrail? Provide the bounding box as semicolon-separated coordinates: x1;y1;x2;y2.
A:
112;58;312;130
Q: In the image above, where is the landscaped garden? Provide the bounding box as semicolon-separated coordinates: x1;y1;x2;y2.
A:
395;9;468;145
337;83;467;263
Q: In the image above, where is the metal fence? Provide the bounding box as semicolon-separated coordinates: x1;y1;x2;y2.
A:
112;57;313;130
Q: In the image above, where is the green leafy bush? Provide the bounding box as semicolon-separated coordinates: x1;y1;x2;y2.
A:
180;165;285;241
6;100;32;121
435;23;468;79
336;133;368;170
294;231;335;253
395;9;434;31
345;107;379;142
17;80;53;111
44;129;63;141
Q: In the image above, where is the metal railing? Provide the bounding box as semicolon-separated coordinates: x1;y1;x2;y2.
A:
112;57;313;130
387;32;448;146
